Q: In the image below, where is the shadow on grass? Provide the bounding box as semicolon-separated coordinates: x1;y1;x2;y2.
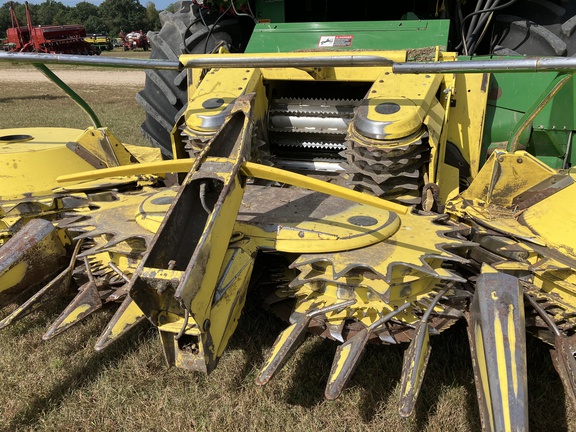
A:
229;306;573;431
228;293;482;425
0;94;67;103
284;337;336;407
225;287;287;390
526;335;569;432
414;321;480;430
4;299;154;431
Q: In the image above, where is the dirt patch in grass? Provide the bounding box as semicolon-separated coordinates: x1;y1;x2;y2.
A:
0;67;145;86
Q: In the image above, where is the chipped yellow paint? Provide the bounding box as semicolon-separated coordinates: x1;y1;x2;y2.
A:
404;378;412;395
491;291;499;301
522;174;576;258
494;314;512;431
0;261;28;292
508;303;518;397
262;322;297;370
59;304;90;327
475;323;495;431
57;160;408;216
109;299;145;338
157;313;201;335
184;68;263;133
446;73;490;178
328;343;352;384
0;127;118;199
362;71;443;140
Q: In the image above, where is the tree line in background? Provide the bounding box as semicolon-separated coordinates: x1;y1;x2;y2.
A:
0;0;168;39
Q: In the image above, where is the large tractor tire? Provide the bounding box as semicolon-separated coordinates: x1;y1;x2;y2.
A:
491;0;576;56
137;1;246;157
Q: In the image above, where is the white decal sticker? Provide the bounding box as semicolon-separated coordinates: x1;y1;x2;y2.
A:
318;35;354;47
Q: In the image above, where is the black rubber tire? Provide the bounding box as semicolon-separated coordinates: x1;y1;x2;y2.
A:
491;0;576;56
137;1;245;157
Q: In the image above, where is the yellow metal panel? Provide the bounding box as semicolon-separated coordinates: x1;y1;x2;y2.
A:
446;73;490;178
74;127;136;167
460;151;558;208
361;72;443;139
0;127;95;199
260;66;395;82
185;68;264;132
522;174;576;258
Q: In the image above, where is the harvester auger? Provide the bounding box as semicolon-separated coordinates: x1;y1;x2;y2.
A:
2;2;576;429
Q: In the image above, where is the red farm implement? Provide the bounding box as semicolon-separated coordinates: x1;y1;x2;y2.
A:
5;1;97;55
120;31;149;51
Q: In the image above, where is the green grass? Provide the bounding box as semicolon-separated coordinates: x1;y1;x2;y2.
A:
1;64;576;431
0;80;145;146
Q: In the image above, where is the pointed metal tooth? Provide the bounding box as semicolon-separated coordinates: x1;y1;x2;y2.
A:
327;321;346;343
256;300;355;386
55;215;87;228
325;328;370;400
77;248;104;259
0;239;83;329
377;327;397;344
398;288;447;418
42;280;103;340
255;315;311;385
91;235;148;252
398;321;432;417
289;255;334;270
332;263;384;281
288;274;309;288
94;295;146;351
105;284;130;302
468;270;528;432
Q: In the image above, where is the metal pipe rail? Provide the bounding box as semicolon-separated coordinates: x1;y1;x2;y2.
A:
178;53;396;68
393;57;576;74
0;52;398;70
0;51;181;70
6;52;576;74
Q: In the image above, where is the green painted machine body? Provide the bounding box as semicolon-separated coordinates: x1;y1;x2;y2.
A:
485;69;576;169
245;20;450;53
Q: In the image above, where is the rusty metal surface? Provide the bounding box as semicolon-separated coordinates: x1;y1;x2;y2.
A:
0;218;67;309
469;270;528;432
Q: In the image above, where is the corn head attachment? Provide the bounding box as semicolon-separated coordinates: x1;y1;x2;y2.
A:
2;17;576;430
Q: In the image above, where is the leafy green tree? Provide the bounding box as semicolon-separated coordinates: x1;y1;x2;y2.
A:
99;0;147;36
84;15;108;34
0;2;39;38
0;2;13;37
145;1;160;31
64;2;106;33
52;8;71;25
69;1;99;23
36;0;68;25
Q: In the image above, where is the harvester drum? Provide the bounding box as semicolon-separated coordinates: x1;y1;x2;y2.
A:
2;0;576;430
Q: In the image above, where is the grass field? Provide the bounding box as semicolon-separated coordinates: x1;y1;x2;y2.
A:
1;54;576;431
